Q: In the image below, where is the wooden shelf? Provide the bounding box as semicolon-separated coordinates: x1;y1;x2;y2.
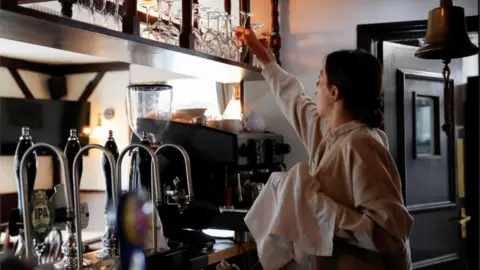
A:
0;7;263;83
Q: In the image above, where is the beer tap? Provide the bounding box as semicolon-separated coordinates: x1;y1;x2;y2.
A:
71;144;118;266
155;144;194;213
65;129;82;200
103;130;119;210
17;143;71;265
10;127;38;260
117;144;162;252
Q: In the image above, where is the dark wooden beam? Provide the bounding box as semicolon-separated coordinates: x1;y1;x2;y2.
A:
58;0;74;18
224;0;231;15
122;0;139;35
0;56;128;75
78;71;105;102
192;0;198;29
0;56;56;75
239;0;250;28
179;0;193;49
8;68;34;98
357;15;479;53
271;0;281;66
0;0;18;9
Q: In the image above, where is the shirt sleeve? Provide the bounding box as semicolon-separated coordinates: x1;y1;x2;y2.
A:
262;62;326;156
333;134;413;253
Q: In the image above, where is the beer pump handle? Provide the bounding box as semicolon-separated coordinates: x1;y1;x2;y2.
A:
14;127;38;216
103;130;119;209
64;128;82;198
10;127;38;237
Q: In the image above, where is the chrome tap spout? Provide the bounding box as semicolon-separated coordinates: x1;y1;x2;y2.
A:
19;143;71;264
117;144;162;251
155;144;194;209
72;144;118;264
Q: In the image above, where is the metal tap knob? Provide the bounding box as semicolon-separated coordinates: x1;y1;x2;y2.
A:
154;144;194;211
117;143;163;252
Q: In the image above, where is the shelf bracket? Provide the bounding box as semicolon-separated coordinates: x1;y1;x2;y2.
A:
8;68;34;99
78;71;105;102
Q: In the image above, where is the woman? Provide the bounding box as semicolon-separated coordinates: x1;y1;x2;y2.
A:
236;27;413;270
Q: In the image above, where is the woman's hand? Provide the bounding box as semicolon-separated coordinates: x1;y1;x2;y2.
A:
235;26;274;66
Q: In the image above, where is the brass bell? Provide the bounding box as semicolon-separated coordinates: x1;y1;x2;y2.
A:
415;0;478;60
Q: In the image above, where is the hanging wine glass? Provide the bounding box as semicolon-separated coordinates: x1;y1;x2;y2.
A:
214;11;230;58
192;3;204;52
100;0;109;27
139;0;158;40
200;7;221;56
104;0;117;28
76;0;88;22
250;23;265;67
88;0;96;24
114;0;123;31
165;0;180;45
150;0;167;43
225;15;239;61
153;0;176;44
239;11;254;62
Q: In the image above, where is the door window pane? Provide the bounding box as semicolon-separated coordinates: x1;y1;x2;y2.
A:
415;95;438;156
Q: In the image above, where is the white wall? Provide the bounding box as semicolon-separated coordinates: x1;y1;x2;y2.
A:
0;68;54;194
66;71;132;191
245;0;478;168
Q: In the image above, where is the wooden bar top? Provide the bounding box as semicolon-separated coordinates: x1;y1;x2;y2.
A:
205;240;257;265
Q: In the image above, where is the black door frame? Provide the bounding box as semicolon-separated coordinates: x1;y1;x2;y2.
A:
357;16;478;63
356;14;479;270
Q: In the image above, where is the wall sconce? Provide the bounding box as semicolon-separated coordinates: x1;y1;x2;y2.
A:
82;108;115;139
415;0;478;136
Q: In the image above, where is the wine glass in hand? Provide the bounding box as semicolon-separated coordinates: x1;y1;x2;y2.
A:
235;26;273;66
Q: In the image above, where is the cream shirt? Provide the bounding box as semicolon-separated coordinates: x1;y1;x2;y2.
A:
262;61;414;270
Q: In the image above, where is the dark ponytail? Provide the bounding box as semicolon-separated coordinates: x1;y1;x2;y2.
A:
325;49;384;128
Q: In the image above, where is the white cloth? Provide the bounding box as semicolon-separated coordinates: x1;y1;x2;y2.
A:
245;163;337;270
144;206;169;251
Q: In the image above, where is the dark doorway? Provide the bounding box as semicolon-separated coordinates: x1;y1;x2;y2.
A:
357;15;479;270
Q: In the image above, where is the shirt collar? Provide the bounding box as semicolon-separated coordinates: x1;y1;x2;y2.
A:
325;120;365;141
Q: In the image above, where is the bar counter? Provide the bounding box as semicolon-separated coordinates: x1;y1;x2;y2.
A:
34;239;256;269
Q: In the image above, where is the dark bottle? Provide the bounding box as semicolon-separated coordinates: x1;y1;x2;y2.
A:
103;130;119;209
136;131;152;196
64;128;82;197
14;127;38;217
